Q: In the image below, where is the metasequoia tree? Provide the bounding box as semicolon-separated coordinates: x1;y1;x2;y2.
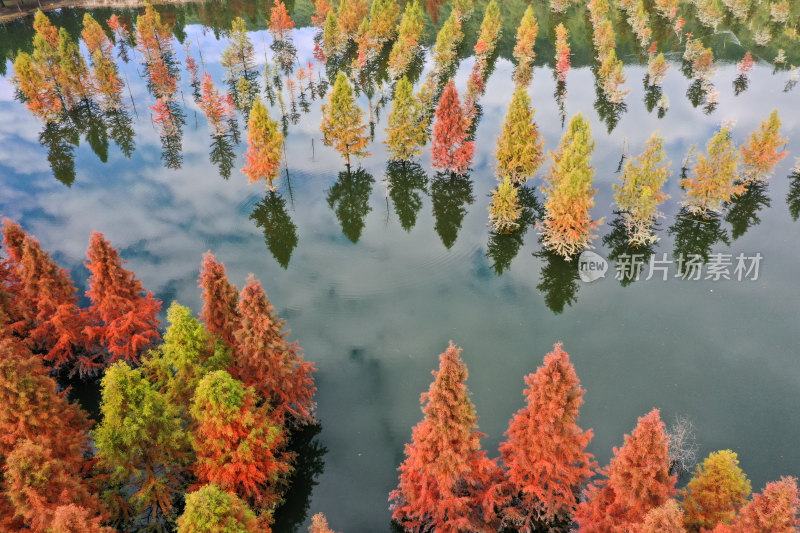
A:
177;484;260;533
598;49;630;104
321;72;370;166
322;10;346;57
475;0;501;58
93;361;189;528
540;113;600;258
221;17;258;108
198;251;240;346
575;409;676;532
337;0;370;38
269;1;295;40
57;27;93;107
554;23;570;82
388;0;425;78
513;6;538;86
309;513;340;533
242;99;284;190
12;51;61;120
431;11;464;72
390;342;505;533
231;275;316;425
82;13;123;110
740;109;787;183
431;81;474;176
1;219;85;370
199;73;235;137
136;5;179;100
367;0;400;45
647;52;669;85
385;77;427;161
499;343;595;531
488;179;522;233
632;499;686;533
682;450;751;531
191;370;292;513
311;0;334;27
48;505;116;533
84;232;161;367
4;439;106;532
495;87;544;184
613;133;671;246
680;126;744;216
728;476;799;532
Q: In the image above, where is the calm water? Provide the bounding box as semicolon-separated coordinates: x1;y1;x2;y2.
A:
1;1;800;531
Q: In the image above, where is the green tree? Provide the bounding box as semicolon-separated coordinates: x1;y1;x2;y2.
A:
321;72;370;166
682;450;751;531
93;361;190;530
495;87;544;184
322;10;346;57
385;76;427;161
432;10;464;72
57;27;93;106
613;133;671;246
681;126;744;216
221;17;258;109
388;0;425;78
177;484;259;533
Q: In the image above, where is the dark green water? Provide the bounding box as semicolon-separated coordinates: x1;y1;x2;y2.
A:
1;1;799;531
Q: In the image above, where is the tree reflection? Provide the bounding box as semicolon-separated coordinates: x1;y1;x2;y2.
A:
485;186;542;275
733;74;749;96
327;167;375;243
105;107;136;158
39;118;79;187
209;133;236;180
594;74;627;133
535;250;580;314
155;102;186;170
668;207;730;275
386;160;428;232
724;182;770;240
271;423;328;533
430;172;475;250
250;190;299;269
788;172;800;222
602;213;656;287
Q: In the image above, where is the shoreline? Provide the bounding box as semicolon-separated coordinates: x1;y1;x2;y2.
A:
0;0;188;23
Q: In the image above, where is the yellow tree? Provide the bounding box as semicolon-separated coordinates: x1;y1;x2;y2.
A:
682;450;751;531
242;100;284;190
495;87;544;184
385;76;427;161
488;179;522;233
512;6;538;86
321;72;370;167
740;109;788;183
681;126;744;216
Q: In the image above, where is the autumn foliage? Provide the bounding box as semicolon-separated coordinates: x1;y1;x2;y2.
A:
177;484;260;533
575;409;676;532
431;81;474;176
390;342;504;533
495;87;544;184
682;449;752;530
512;6;538;87
729;476;800;532
554;23;571;82
199;73;235;137
740;109;788;183
242;99;284;189
269;1;295;40
681;125;744;216
198;251;241;346
499;343;595;530
321;72;370;166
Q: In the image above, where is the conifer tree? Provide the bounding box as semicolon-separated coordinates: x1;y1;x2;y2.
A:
495;87;544;184
177;484;260;533
488;179;522;233
431;81;474;175
321;72;370;166
682;450;751;531
199;73;234;136
633;499;686;533
540;113;600;258
48;505;116;533
242;99;284;190
338;0;370;38
386;77;427;161
499;343;595;530
575;409;676;532
232;275;316;425
1;219;86;371
57;27;93;107
681;126;744;216
647;52;669;85
388;0;425;78
221;17;258;108
513;6;538;86
554;23;570;82
390;342;505;533
136;5;179;100
322;10;346;57
12;51;61;120
84;232;162;367
191;370;292;513
4;439;106;532
309;513;340;533
476;0;502;58
431;11;464;72
368;0;401;45
198;251;240;346
613;133;671;246
269;0;295;40
729;476;799;532
82;13;123;109
311;0;334;27
598;49;629;103
740;109;788;184
93;361;189;528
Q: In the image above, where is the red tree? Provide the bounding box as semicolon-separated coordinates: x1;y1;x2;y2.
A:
311;0;333;27
269;0;295;40
431;81;474;176
575;409;676;532
390;342;505;533
231;275;316;425
309;513;339;533
84;231;162;367
190;370;292;514
1;219;85;371
199;73;234;136
198;251;240;346
48;505;115;533
4;439;106;532
499;343;595;530
730;477;800;532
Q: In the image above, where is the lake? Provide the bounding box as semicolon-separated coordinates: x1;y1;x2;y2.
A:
1;1;799;531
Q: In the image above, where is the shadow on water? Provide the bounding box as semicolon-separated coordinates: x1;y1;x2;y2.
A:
535;249;580;315
430;172;475;250
485;185;543;276
668;207;730;276
724;182;771;241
